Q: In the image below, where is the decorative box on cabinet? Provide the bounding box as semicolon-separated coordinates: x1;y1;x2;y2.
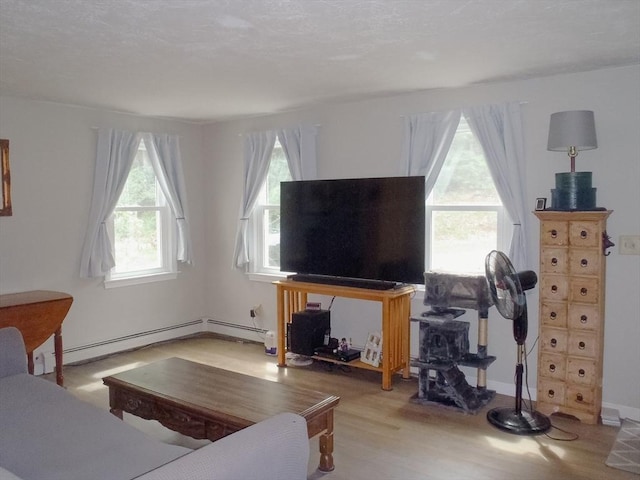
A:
534;210;611;424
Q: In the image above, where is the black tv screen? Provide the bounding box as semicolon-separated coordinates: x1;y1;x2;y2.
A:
280;176;425;285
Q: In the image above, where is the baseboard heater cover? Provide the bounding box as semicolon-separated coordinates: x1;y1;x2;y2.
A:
64;320;204;354
206;318;268;334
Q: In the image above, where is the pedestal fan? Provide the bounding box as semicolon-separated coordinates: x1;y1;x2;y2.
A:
485;250;551;435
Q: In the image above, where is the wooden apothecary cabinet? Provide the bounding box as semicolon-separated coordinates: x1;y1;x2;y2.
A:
534;210;611;424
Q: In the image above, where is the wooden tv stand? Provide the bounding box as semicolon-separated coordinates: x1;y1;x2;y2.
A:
274;280;415;390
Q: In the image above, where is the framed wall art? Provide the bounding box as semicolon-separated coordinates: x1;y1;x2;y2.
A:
0;139;11;216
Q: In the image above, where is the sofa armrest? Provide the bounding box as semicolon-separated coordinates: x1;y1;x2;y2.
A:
0;327;28;378
135;412;310;480
0;466;25;480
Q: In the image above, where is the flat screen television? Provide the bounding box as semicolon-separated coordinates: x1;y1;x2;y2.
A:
280;176;425;288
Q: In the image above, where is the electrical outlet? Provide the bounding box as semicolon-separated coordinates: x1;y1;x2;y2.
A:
250;304;262;317
33;351;53;375
619;235;640;255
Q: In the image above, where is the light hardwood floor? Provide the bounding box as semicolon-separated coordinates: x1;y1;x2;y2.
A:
44;333;634;480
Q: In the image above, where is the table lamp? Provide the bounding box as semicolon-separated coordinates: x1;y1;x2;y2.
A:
547;110;598;210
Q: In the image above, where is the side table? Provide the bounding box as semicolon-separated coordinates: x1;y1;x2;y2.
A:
0;290;73;386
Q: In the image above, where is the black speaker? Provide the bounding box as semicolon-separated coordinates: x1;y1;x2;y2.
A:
289;310;331;356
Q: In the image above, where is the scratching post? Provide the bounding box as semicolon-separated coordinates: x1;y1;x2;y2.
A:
411;272;496;413
477;313;489;390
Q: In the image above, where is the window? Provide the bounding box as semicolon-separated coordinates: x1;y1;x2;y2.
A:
106;139;176;286
251;138;292;275
427;117;509;273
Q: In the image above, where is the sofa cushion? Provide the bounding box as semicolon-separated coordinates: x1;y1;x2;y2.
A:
0;373;190;480
0;328;27;378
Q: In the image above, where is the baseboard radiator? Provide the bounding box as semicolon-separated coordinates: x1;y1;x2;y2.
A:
56;319;205;369
206;318;268;335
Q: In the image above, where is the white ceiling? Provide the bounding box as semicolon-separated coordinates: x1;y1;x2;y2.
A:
1;0;639;123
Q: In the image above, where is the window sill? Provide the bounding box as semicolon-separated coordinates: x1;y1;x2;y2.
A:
104;271;178;289
247;272;289;283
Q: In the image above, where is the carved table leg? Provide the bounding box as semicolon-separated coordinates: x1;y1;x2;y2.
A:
110;408;123;420
318;410;335;472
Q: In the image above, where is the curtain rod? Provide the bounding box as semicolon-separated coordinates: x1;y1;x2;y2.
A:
399;101;529;118
238;124;322;137
89;127;182;138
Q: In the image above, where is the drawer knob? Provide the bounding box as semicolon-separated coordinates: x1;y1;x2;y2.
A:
576;393;584;402
580;258;588;267
580;230;588;239
550;311;557;320
578;368;585;377
580;287;588;296
548;389;555;398
550;229;558;238
549;364;556;372
551;257;558;266
551;285;558;293
580;314;588;324
578;341;586;350
550;338;557;348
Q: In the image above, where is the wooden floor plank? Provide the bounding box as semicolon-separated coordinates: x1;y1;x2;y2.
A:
44;334;635;480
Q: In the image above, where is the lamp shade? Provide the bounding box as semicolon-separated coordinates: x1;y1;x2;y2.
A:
547;110;597;152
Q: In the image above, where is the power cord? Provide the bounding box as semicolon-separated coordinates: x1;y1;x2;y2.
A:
327;296;336;310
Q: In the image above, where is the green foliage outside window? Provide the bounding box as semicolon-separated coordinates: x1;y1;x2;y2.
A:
113;144;163;274
264;142;292;268
429;118;504;273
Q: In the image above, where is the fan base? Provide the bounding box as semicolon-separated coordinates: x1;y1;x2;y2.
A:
487;408;551;435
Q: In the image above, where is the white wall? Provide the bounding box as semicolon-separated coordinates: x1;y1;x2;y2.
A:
0;97;208;361
203;66;640;418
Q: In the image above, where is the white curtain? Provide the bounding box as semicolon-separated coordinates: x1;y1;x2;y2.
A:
79;129;141;278
400;110;461;196
232;130;277;269
232;126;318;270
142;132;193;264
278;125;318;181
463;102;529;269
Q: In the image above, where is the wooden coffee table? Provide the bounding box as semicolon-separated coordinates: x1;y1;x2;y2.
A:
103;357;340;472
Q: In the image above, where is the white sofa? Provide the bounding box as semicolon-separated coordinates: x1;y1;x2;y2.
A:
0;327;310;480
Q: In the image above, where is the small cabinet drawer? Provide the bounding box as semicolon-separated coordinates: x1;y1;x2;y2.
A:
541;248;569;274
540;328;568;353
569;249;601;276
539;379;566;406
539;353;566;380
569;277;600;304
541;276;569;301
569;222;601;247
541;221;569;246
567;358;597;386
566;385;596;411
568;304;600;331
568;331;598;358
541;302;567;328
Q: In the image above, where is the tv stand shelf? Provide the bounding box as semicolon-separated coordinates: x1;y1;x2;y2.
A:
274;280;415;390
